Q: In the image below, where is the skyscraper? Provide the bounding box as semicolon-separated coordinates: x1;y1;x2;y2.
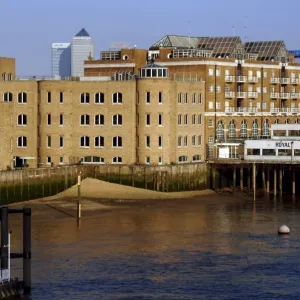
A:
71;28;94;77
51;43;71;78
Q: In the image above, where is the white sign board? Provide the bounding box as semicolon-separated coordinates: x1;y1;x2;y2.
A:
219;147;230;158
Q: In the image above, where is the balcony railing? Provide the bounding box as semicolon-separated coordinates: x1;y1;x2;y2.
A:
281;77;290;84
236;76;247;83
270;77;280;84
225;75;235;82
225;91;235;98
223;107;300;114
270;92;279;99
291;78;300;84
291;92;300;99
248;91;258;98
281;92;290;99
248;76;258;83
225;107;235;113
236;92;246;98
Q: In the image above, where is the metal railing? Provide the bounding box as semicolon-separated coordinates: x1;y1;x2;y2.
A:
248;76;258;83
270;77;280;84
225;75;235;82
236;76;247;82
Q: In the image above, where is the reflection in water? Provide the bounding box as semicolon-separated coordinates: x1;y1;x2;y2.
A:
8;196;300;299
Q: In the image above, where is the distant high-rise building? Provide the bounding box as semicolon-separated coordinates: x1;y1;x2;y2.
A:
51;43;71;78
71;28;94;77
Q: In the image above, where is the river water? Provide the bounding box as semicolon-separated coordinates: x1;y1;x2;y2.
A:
9;195;300;299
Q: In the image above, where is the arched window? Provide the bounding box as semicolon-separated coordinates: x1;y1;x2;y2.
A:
80;114;90;125
192;114;196;125
95;92;104;104
240;120;247;137
112;92;122;104
112;156;122;164
7;73;12;81
274;119;280;124
18;92;27;103
178;114;182;125
178;136;182;147
2;73;6;81
94;114;104;125
285;119;291;124
3;92;12;102
192;93;196;104
216;121;224;140
184;93;188;104
18;114;27;125
112;114;122;125
178;92;182;104
179;156;188;163
262;120;270;136
17;136;27;147
198;93;202;104
94;136;104;147
192;155;201;162
252;120;258;137
198;114;202;125
192;135;196;146
228;120;236;138
80;93;90;104
184;136;188;147
81;156;104;164
112;136;122;147
80;136;90;147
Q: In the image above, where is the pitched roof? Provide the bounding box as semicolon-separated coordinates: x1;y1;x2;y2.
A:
150;35;200;49
75;28;90;37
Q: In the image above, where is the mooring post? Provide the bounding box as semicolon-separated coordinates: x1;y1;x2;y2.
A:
266;166;270;195
1;206;9;270
240;167;243;192
253;163;256;201
233;166;236;193
77;172;81;220
274;167;277;197
23;207;31;294
292;168;296;196
279;165;283;196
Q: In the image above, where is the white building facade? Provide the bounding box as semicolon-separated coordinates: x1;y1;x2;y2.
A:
71;28;94;77
51;43;71;78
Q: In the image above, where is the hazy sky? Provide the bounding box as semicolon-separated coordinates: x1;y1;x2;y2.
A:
1;0;300;75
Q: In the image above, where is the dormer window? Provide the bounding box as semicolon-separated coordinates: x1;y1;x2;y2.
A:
140;63;168;78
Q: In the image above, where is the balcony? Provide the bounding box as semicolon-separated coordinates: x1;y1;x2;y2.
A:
270;92;279;99
248;92;258;98
281;92;290;99
270;77;280;84
225;91;235;98
248;76;258;83
291;92;300;99
225;75;235;83
236;76;247;83
281;77;290;84
291;78;300;84
225;107;235;113
236;107;246;113
291;108;300;113
236;92;246;98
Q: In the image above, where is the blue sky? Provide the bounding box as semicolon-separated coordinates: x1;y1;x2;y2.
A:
1;0;300;75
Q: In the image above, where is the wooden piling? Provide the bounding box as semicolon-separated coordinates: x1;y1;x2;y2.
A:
212;166;216;190
233;166;236;193
253;163;256;201
279;165;283;196
262;167;266;195
266;166;270;195
292;168;296;196
274;167;277;196
247;167;251;190
240;167;243;192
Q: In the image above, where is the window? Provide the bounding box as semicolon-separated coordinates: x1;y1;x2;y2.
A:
112;157;122;164
208;119;214;128
240;120;247;137
198;114;202;125
252;120;259;137
179;156;188;163
112;92;122;104
209;101;214;109
80;93;90;104
178;114;182;125
178;136;182;147
60;136;64;148
95;114;104;126
193;155;201;162
113;136;122;147
208;68;214;76
17;114;27;125
47;135;51;148
158;92;163;104
2;73;6;81
184;136;188;147
192;114;196;125
216;121;224;140
146;114;150;126
209;85;214;92
145;157;150;164
8;73;12;81
47;157;51;165
184;114;188;125
18;92;27;103
3;92;12;102
60;114;64;126
198;93;202;104
112;114;122;126
208;136;214;144
262;120;270;136
47;92;51;103
198;135;202;145
146;92;150;104
262;149;276;156
192;93;196;104
60;92;64;104
146;135;150;148
158;114;163;126
184;93;188;104
178;92;182;104
216;85;221;93
47;114;51;125
95;92;104;104
158;157;163;165
95;136;104;147
80;114;90;125
216;69;220;76
17;136;27;147
81;156;104;164
158;136;163;148
59;156;64;164
192;135;196;146
228;120;236;138
80;136;90;147
216;102;221;109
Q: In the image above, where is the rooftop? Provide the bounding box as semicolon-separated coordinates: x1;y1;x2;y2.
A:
74;28;91;38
